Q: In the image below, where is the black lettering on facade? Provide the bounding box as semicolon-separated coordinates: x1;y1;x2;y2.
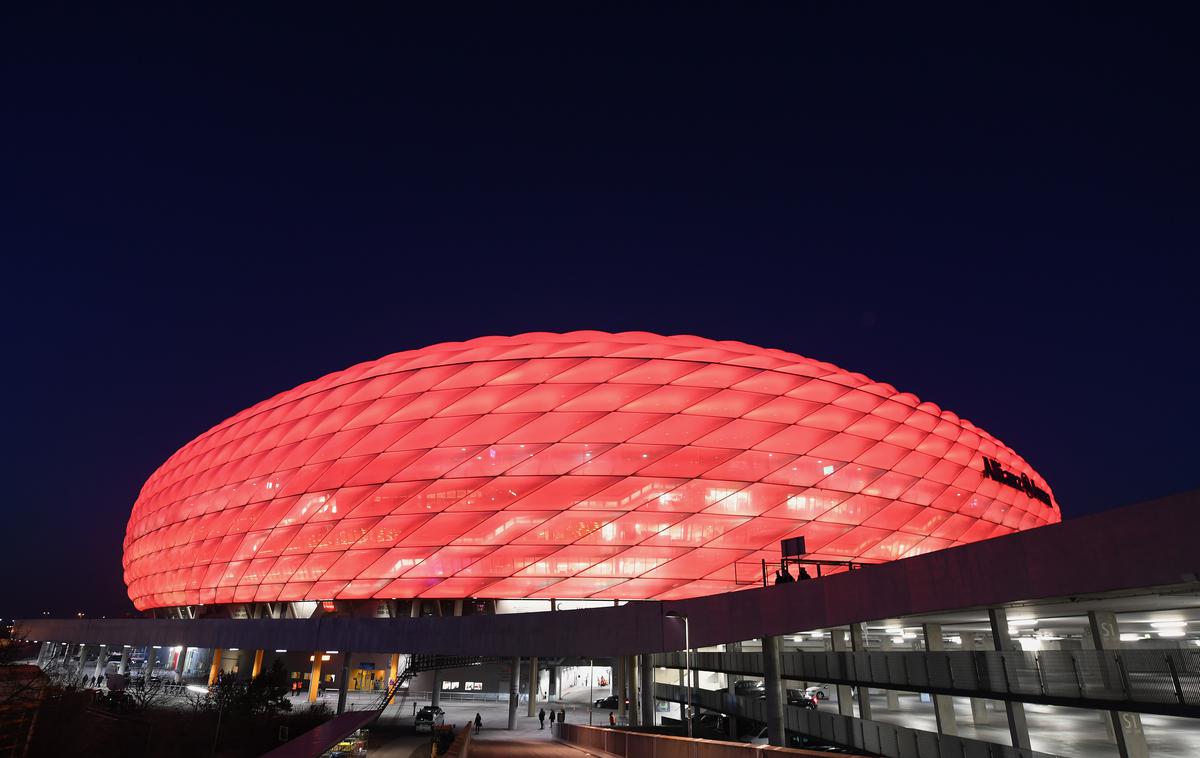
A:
980;457;1052;507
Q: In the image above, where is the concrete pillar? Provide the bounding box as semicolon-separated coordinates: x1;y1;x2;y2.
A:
118;647;131;675
639;654;655;726
95;645;109;682
726;669;740;740
337;651;353;714
385;654;401;705
173;646;187;679
550;665;560;700
849;624;872;720
251;649;265;679
988;608;1032;750
76;644;90;679
830;630;855;717
964;636;989;725
1088;611;1151;758
508;656;520;730
880;635;901;710
410;600;422;618
614;655;625;720
432;670;442;707
922;624;958;736
762;635;786;747
627;656;640;726
527;656;539;717
308;653;323;703
209;648;223;686
60;643;72;666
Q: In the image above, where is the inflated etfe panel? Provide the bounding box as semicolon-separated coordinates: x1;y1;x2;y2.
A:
123;332;1060;610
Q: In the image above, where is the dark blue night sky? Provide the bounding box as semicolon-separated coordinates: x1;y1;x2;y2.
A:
2;5;1197;618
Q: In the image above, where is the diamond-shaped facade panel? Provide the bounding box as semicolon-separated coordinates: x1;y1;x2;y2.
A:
123;331;1061;610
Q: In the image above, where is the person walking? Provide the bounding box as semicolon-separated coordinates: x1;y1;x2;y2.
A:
539;708;546;729
558;707;566;723
474;713;482;733
549;709;556;728
608;711;616;726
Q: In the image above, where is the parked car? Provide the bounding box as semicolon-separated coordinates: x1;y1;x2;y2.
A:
786;688;818;708
414;705;445;731
804;685;829;701
593;694;628;709
733;679;766;698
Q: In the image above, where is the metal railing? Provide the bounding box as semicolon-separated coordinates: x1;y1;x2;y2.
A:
654;682;1059;758
654;647;1200;715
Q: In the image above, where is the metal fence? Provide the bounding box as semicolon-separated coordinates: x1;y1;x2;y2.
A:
654;683;1059;758
655;647;1200;711
554;721;847;758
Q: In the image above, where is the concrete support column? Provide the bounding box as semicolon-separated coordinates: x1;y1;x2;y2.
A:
337;651;353;715
251;649;265;679
762;635;786;747
60;643;72;666
209;648;223;686
410;600;422;618
964;636;989;725
527;656;539;717
95;645;110;682
627;656;640;726
1089;611;1151;758
615;656;626;720
385;654;401;705
830;630;855;717
849;624;872;720
76;644;90;678
880;636;901;710
432;670;442;707
308;653;323;703
922;624;958;736
726;668;739;740
988;609;1032;750
639;654;655;726
508;657;520;730
550;665;559;700
173;646;188;679
118;647;130;675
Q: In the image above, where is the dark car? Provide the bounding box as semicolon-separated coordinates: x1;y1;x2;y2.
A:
593;694;627;709
787;688;818;709
733;679;766;698
414;705;445;731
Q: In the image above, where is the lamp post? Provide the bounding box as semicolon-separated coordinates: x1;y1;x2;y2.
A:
665;611;692;739
588;658;594;726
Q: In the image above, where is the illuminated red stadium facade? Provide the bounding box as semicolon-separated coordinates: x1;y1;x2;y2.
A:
123;332;1060;612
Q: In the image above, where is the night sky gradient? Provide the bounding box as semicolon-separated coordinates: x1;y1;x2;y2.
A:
2;5;1198;619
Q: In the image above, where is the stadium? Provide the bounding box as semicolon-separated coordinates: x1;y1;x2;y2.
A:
122;331;1061;613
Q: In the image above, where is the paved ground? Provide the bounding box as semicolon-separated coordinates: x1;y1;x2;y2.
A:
366;684;620;757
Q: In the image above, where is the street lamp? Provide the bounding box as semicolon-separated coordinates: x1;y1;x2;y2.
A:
664;611;692;739
588;658;594;726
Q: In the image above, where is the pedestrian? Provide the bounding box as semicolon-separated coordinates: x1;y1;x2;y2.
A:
549;709;556;727
608;711;616;726
559;707;566;723
798;567;812;580
474;713;482;733
539;707;546;729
